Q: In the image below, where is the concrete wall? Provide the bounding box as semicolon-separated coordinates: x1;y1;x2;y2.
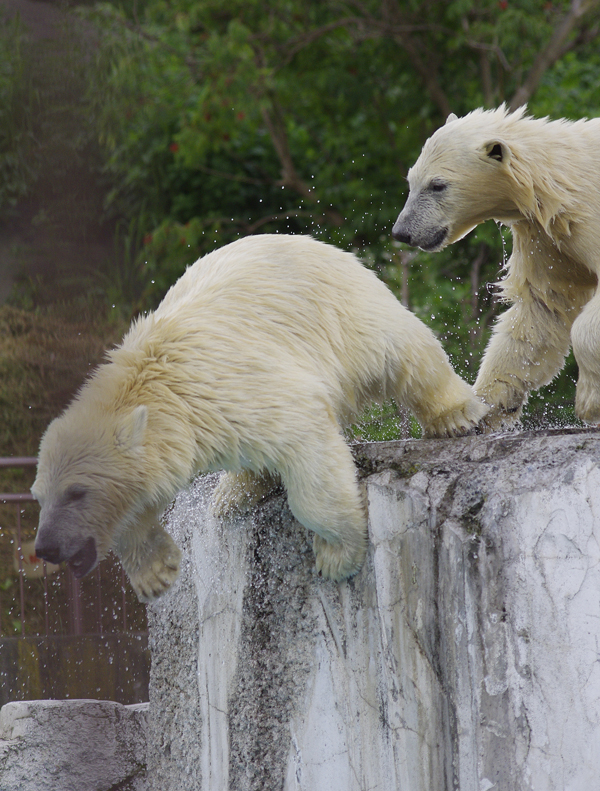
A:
0;699;148;791
145;428;600;791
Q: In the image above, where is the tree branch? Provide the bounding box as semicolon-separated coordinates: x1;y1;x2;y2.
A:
244;209;322;234
259;104;307;196
479;50;494;108
195;163;266;186
273;14;437;67
466;40;510;72
271;18;366;66
336;0;452;117
259;102;344;226
391;32;452;117
509;0;600;110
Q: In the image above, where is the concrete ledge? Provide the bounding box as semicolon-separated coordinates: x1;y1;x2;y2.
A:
0;699;148;791
145;428;600;791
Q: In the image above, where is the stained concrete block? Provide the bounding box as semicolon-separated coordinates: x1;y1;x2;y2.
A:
0;699;148;791
145;428;600;791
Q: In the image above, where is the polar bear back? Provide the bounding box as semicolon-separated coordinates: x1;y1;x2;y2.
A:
157;234;400;339
132;234;423;415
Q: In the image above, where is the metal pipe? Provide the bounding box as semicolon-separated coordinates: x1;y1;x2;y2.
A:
16;507;25;636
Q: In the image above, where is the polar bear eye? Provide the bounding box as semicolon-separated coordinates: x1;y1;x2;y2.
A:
429;181;447;193
63;485;88;504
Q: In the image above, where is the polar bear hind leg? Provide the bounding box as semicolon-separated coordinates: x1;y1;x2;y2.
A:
278;416;367;581
211;469;281;518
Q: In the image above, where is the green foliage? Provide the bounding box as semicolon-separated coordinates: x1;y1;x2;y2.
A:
76;0;600;428
78;0;600;268
351;401;421;442
532;49;600;119
3;0;600;435
80;2;431;252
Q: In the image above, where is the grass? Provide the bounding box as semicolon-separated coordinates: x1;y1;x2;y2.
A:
0;300;127;459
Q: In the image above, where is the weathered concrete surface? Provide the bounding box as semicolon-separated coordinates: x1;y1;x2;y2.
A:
0;699;148;791
145;429;600;790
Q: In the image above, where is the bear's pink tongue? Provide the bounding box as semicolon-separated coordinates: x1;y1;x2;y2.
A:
67;536;97;578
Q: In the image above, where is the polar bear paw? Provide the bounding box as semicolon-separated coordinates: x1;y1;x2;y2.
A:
477;407;522;433
313;534;366;582
473;380;525;433
423;395;489;438
124;528;182;604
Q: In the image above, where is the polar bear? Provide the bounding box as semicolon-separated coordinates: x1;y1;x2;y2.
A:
32;234;486;601
392;105;600;429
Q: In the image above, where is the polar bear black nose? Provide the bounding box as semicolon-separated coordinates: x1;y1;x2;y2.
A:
391;220;412;245
35;540;62;566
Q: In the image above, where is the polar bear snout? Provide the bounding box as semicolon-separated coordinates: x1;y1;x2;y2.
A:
392;197;449;251
33;537;62;566
64;536;97;578
35;528;98;579
391;217;413;245
392;216;448;251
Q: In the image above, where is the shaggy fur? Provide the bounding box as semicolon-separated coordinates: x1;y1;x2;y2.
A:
393;105;600;428
33;235;487;601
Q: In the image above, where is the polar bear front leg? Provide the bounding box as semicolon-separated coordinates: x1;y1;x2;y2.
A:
473;294;573;431
115;507;182;603
211;469;281;519
472;233;588;431
279;421;368;581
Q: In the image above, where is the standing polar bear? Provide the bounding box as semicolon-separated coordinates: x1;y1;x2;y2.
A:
33;234;486;601
393;105;600;429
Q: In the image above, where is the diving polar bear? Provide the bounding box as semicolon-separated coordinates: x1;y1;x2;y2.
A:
33;234;486;601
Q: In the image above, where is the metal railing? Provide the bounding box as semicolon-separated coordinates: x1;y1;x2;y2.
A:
0;458;150;705
0;456;37;637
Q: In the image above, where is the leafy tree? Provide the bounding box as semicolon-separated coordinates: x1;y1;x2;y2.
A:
4;0;599;430
82;0;600;274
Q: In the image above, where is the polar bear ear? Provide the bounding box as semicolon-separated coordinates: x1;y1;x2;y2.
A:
445;112;458;124
483;139;510;163
115;405;148;451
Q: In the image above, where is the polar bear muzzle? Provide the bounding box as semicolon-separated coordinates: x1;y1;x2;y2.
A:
65;536;97;578
35;533;97;579
392;218;449;251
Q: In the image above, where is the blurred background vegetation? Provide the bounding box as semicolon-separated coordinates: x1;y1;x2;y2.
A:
2;0;600;463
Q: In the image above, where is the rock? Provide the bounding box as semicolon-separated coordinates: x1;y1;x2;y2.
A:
146;428;600;791
0;699;148;791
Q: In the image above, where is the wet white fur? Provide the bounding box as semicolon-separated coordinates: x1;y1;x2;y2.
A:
33;235;487;600
395;106;600;428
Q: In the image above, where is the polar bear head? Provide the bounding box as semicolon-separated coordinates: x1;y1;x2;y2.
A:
392;106;530;250
32;404;148;578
